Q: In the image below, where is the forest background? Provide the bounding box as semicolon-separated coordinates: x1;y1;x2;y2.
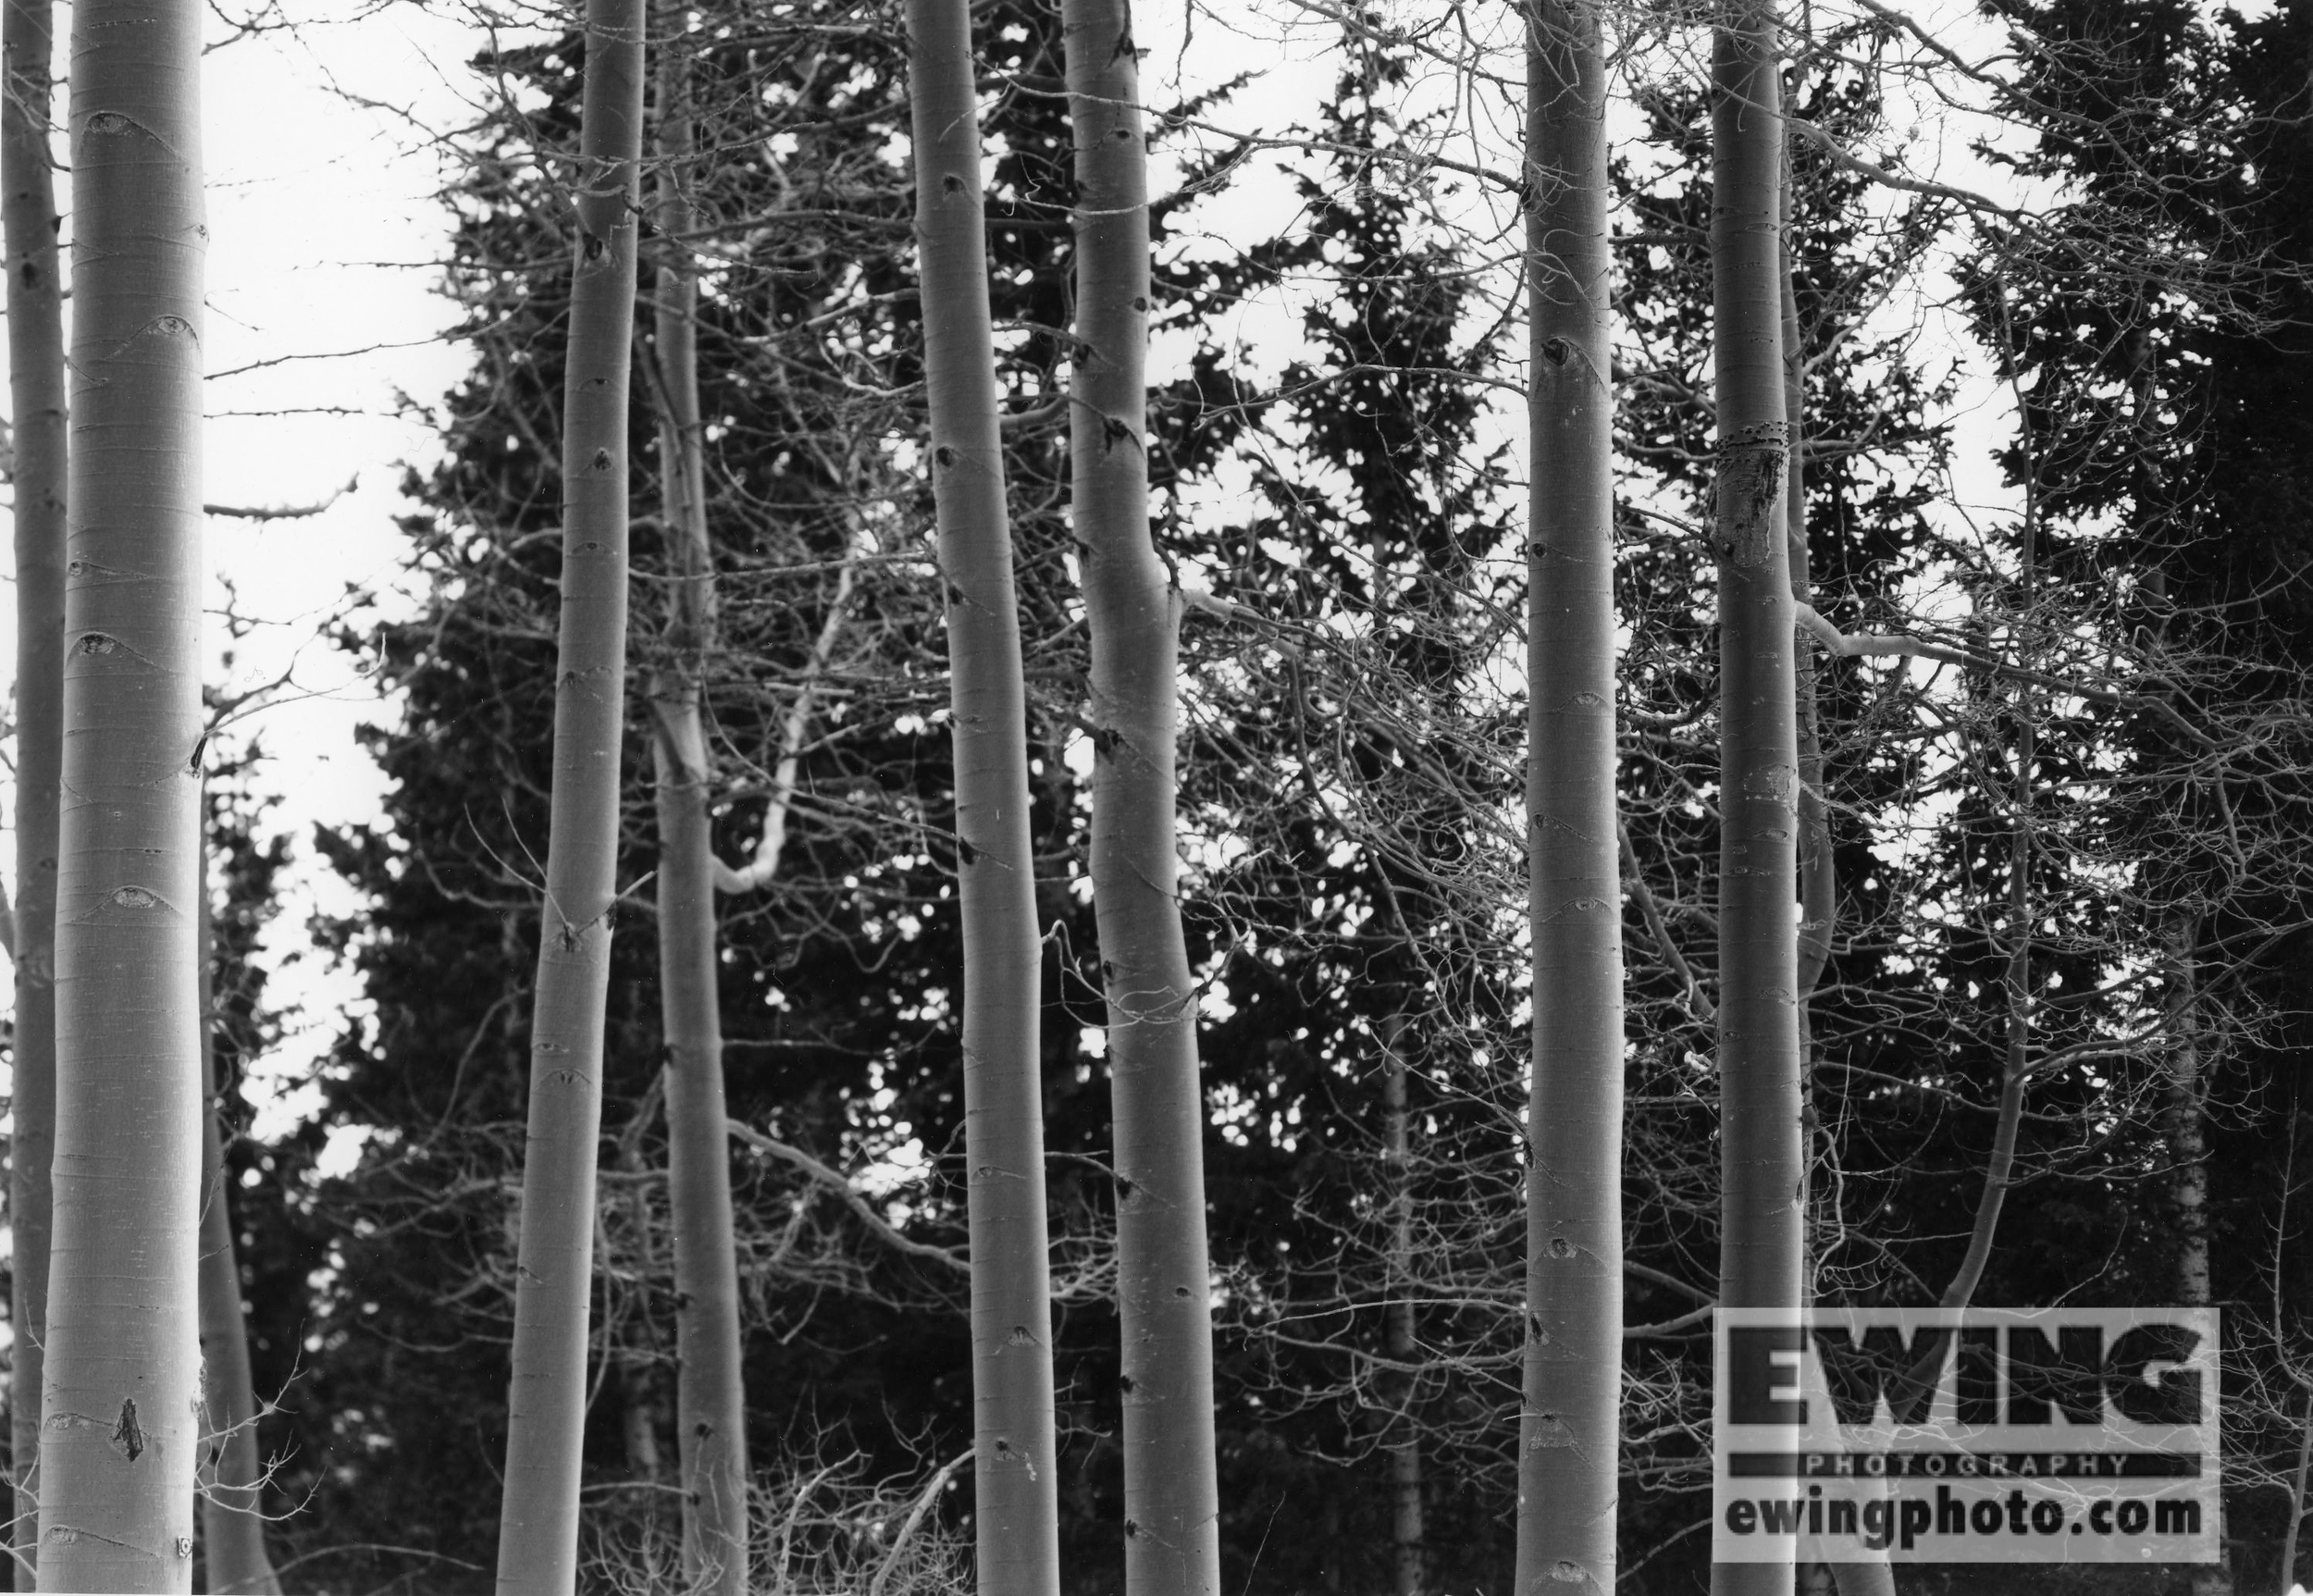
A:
5;0;2313;1592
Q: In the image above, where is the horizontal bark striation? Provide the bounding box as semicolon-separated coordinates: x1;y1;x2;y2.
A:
5;0;64;1573
40;1;208;1588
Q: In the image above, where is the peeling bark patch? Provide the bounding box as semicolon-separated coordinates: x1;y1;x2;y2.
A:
1742;762;1797;804
112;1398;143;1460
1713;422;1789;568
1528;1411;1572;1450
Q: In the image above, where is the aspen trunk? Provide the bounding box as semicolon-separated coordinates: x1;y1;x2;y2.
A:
1516;2;1626;1590
2167;914;2232;1596
1709;0;1800;1589
646;13;750;1592
493;0;644;1587
1058;4;1218;1591
905;3;1061;1590
1783;168;1831;1011
2166;913;2209;1306
36;4;208;1588
1784;130;1899;1596
3;0;64;1573
194;881;280;1596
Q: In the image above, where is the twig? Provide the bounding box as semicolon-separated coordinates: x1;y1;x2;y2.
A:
725;1119;968;1273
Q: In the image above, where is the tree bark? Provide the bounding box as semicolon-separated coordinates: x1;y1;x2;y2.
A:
31;6;204;1590
2166;913;2232;1596
1783;167;1831;1011
493;0;645;1588
645;14;751;1594
1784;128;1898;1596
1516;3;1627;1592
905;3;1061;1590
2;0;64;1575
194;878;280;1596
1058;5;1219;1592
35;3;207;1588
1709;0;1801;1590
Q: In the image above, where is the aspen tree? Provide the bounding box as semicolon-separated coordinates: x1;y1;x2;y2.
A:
1785;134;1897;1596
1515;1;1625;1590
194;876;280;1596
494;0;645;1587
35;1;207;1587
646;10;749;1590
3;0;64;1570
1709;0;1800;1588
1059;3;1219;1590
906;1;1061;1590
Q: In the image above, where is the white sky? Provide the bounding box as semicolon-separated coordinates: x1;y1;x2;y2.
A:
0;0;2035;1164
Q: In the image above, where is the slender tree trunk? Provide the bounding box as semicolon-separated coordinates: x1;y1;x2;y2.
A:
36;3;207;1588
1935;759;2029;1316
1785;130;1898;1596
905;4;1060;1591
1783;175;1831;1014
2166;912;2231;1596
2167;912;2209;1306
1710;0;1800;1589
1058;5;1218;1591
1516;3;1627;1590
645;13;750;1593
493;0;644;1588
1380;1011;1421;1596
2;0;64;1574
194;879;280;1596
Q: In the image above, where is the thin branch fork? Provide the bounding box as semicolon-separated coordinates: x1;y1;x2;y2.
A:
724;1118;968;1274
1792;600;2217;746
